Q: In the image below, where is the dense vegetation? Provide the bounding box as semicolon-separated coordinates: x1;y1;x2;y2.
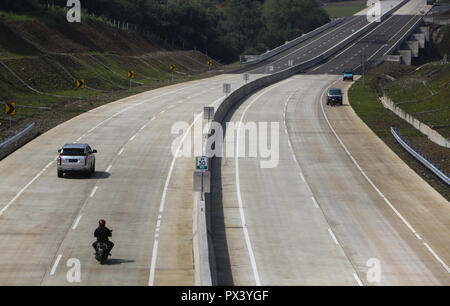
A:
0;0;330;63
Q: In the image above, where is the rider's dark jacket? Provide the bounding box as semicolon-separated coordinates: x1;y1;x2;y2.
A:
94;226;112;243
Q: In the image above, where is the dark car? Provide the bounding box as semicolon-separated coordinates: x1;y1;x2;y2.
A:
327;88;343;106
343;69;354;81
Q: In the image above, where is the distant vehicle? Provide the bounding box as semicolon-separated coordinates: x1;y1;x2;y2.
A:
343;69;354;81
57;143;97;177
327;88;343;106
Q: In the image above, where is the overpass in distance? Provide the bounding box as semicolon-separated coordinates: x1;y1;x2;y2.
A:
0;0;448;286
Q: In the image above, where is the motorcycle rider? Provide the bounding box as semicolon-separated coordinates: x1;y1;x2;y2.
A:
92;219;114;255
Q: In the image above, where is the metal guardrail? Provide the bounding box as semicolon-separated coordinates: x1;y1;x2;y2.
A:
0;122;35;150
391;127;450;185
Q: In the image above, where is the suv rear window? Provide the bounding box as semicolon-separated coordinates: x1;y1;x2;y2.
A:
61;148;85;156
329;89;342;95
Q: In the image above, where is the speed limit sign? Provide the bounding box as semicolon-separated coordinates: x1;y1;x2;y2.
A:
196;156;209;171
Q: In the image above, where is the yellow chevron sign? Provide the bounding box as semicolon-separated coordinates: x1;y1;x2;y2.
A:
207;60;213;66
76;79;85;89
5;102;16;115
170;64;176;71
128;70;135;79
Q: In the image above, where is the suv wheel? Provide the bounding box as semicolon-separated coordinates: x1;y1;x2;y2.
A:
57;170;63;178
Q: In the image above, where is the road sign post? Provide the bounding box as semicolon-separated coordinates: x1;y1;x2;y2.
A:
193;171;211;201
170;64;176;81
5;102;16;129
76;79;85;89
361;54;366;84
195;157;210;200
203;106;214;122
128;70;135;90
223;83;231;97
196;156;209;171
243;73;250;84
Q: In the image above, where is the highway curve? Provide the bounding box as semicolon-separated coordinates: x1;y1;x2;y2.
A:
212;75;450;285
0;73;264;285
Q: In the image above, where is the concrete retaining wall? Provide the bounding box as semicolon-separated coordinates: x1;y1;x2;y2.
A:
380;95;450;148
423;16;450;25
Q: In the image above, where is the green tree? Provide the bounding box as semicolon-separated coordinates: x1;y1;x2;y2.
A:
263;0;329;49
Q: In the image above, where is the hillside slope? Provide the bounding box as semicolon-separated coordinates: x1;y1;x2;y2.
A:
0;10;216;145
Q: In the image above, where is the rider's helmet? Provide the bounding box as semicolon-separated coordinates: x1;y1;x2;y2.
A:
99;219;106;227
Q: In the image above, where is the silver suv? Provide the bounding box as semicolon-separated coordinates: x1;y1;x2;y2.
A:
57;143;97;177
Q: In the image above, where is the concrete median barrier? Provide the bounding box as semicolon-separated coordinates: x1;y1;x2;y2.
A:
195;0;410;283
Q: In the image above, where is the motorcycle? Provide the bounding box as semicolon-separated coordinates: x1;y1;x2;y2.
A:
94;242;110;264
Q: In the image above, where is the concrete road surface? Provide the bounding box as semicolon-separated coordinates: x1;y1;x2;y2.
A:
239;0;406;75
311;0;432;75
212;74;450;285
0;73;264;285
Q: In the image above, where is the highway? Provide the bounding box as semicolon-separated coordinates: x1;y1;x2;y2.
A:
243;0;431;76
212;75;450;285
210;1;449;286
240;0;403;75
310;14;423;74
0;0;447;287
311;0;432;74
0;74;264;285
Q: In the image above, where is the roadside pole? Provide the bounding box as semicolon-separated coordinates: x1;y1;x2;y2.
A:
361;54;366;85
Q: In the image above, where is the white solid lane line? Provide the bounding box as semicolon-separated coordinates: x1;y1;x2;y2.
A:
50;254;62;276
284;85;360;283
353;273;364;286
424;243;450;274
235;80;293;286
148;95;227;286
319;84;450;274
299;173;306;183
311;196;320;209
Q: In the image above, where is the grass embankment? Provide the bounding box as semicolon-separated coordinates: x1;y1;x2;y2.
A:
323;0;366;17
348;62;450;201
0;8;227;145
383;63;450;137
